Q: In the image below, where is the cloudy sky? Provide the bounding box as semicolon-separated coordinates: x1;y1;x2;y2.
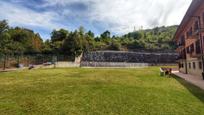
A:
0;0;192;39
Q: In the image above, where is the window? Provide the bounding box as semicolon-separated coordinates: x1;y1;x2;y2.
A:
199;62;202;69
187;46;190;53
186;32;189;38
179;63;184;68
194;21;199;31
189;63;191;69
187;28;193;37
196;40;201;54
179;35;185;46
190;43;195;52
189;27;193;36
193;62;196;69
203;12;204;25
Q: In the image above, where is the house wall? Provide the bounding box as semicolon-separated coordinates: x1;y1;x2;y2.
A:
179;60;187;74
176;1;204;78
186;59;203;78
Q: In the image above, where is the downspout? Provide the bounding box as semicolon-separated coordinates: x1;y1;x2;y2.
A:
185;46;188;74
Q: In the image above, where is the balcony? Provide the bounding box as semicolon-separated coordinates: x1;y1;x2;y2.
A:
186;31;199;39
187;50;201;58
189;53;202;58
188;28;204;39
193;29;199;36
176;42;185;51
177;55;186;60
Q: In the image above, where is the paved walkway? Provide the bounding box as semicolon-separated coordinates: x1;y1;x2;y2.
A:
172;71;204;90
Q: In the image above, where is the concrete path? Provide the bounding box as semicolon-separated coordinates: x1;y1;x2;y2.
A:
172;71;204;90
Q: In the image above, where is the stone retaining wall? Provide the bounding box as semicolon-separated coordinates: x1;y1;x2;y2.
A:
81;51;178;67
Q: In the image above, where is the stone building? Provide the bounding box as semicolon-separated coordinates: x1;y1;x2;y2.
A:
174;0;204;79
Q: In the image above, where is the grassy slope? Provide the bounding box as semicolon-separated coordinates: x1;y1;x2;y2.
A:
0;67;204;115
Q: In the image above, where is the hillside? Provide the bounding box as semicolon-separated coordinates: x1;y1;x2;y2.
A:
122;25;178;51
0;20;178;57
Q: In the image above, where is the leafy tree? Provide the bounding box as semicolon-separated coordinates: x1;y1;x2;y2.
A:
62;31;83;57
8;27;43;54
42;40;52;54
87;30;95;38
0;32;12;54
0;20;12;55
78;26;85;36
50;29;69;53
109;40;121;51
51;29;69;42
0;20;9;34
83;32;95;51
0;32;12;70
101;30;111;39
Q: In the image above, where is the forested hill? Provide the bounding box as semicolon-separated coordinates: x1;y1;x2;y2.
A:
123;25;178;51
0;19;178;58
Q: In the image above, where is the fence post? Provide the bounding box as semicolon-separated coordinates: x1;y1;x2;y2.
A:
3;55;6;70
17;55;20;66
52;55;57;68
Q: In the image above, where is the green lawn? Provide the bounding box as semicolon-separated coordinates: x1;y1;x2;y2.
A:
0;67;204;115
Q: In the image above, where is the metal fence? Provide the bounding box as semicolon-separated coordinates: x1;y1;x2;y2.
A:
0;54;73;69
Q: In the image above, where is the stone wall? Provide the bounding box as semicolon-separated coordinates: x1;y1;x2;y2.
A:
81;51;178;67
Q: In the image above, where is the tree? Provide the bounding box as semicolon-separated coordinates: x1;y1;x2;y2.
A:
78;26;85;36
50;29;69;54
42;40;52;54
100;30;112;45
0;32;13;70
8;27;43;54
83;33;95;51
101;30;111;39
62;31;83;58
32;33;43;53
0;20;12;55
0;20;9;34
87;30;95;38
51;29;69;42
109;40;121;51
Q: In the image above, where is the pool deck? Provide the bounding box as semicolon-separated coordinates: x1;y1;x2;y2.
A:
172;71;204;90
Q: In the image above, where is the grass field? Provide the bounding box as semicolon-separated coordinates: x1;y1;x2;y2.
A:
0;67;204;115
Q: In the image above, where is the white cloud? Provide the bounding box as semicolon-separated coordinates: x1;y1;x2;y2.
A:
0;1;66;30
87;0;192;34
0;0;192;38
42;0;192;34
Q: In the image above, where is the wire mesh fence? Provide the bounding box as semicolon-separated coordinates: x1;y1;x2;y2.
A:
0;54;73;69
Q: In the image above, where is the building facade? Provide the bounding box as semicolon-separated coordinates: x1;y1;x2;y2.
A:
174;0;204;79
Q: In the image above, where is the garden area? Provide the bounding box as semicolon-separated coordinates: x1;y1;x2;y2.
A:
0;67;204;115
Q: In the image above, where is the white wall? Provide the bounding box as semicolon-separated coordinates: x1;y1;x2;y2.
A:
186;59;203;78
179;59;203;78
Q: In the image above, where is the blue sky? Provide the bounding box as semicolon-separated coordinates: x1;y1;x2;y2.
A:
0;0;192;40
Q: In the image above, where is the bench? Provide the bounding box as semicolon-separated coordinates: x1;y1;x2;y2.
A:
160;67;172;76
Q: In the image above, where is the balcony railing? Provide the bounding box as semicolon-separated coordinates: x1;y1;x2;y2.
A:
177;55;186;60
186;28;204;39
177;42;185;49
190;53;201;58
